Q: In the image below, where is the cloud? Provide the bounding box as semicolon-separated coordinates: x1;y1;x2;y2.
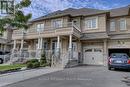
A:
13;0;130;18
24;0;110;18
41;0;73;11
21;0;73;18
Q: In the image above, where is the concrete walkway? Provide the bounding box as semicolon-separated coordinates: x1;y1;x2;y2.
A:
0;67;63;87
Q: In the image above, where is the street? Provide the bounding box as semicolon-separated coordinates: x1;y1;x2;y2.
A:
3;66;130;87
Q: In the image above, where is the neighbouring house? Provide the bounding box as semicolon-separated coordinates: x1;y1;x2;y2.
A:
11;5;130;67
0;28;12;52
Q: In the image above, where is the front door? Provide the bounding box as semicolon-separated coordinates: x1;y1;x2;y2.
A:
72;42;78;60
52;41;57;55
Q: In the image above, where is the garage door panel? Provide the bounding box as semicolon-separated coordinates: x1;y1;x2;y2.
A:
84;53;94;65
83;48;93;64
93;48;103;65
83;46;103;65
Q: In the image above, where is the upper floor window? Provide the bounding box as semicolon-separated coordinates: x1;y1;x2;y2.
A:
110;21;115;31
36;23;44;32
119;19;126;30
86;17;98;29
53;20;62;28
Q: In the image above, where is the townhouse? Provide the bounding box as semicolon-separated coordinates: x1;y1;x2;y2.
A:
0;28;12;52
11;5;130;67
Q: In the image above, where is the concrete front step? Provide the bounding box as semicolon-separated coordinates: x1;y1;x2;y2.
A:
65;60;79;68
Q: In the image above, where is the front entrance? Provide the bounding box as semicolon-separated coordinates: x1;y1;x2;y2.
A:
83;46;103;65
72;42;78;60
52;40;57;55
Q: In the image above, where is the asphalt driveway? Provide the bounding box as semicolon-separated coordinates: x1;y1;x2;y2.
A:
3;66;130;87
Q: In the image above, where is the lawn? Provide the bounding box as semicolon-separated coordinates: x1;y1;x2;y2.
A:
0;64;26;71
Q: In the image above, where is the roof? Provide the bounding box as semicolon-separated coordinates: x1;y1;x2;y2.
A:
31;5;130;22
31;8;107;22
110;33;130;39
80;32;109;40
110;5;130;17
62;8;107;16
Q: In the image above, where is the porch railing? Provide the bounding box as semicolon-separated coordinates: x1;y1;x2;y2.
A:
61;52;69;67
12;22;81;36
9;50;37;64
9;50;54;64
9;49;78;68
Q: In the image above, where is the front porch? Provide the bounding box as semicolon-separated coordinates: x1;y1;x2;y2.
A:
11;35;81;68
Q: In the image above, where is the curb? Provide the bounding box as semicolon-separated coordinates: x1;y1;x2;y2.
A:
0;67;51;77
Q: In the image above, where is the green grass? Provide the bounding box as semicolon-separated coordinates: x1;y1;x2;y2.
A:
0;64;26;71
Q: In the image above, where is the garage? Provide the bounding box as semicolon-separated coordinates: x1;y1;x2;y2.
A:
108;40;130;57
108;49;130;57
83;46;104;65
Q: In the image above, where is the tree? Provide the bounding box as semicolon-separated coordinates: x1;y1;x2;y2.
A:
0;0;32;34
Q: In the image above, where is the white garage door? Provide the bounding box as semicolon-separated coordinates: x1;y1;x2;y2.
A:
83;46;103;65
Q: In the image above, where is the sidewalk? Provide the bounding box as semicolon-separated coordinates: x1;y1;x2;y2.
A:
0;67;63;87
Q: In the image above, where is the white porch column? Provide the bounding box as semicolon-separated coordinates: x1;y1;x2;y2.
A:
4;45;7;51
20;39;24;50
103;39;108;66
13;40;16;49
56;36;60;57
57;36;60;49
68;35;72;61
37;38;43;59
69;35;72;49
40;38;43;49
37;38;40;49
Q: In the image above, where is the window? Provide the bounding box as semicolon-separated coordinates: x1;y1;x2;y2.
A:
0;51;4;55
94;48;102;52
87;20;92;29
110;21;115;31
36;23;44;32
72;43;77;52
3;31;7;38
1;1;7;14
86;17;98;29
0;1;14;14
85;49;92;52
119;19;126;30
53;20;62;28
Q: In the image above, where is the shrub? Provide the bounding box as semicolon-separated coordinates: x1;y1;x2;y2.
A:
29;59;39;63
40;53;47;65
27;62;33;68
33;62;40;68
26;59;40;68
40;63;49;67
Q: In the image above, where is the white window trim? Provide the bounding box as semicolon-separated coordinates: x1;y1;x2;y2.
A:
51;18;63;29
119;18;127;31
36;23;44;32
110;21;116;32
85;16;98;30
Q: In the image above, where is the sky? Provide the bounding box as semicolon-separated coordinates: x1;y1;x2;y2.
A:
1;0;130;19
23;0;130;19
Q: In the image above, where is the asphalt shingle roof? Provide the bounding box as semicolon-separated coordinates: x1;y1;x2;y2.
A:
110;5;130;17
81;32;109;40
31;8;107;22
31;5;130;22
